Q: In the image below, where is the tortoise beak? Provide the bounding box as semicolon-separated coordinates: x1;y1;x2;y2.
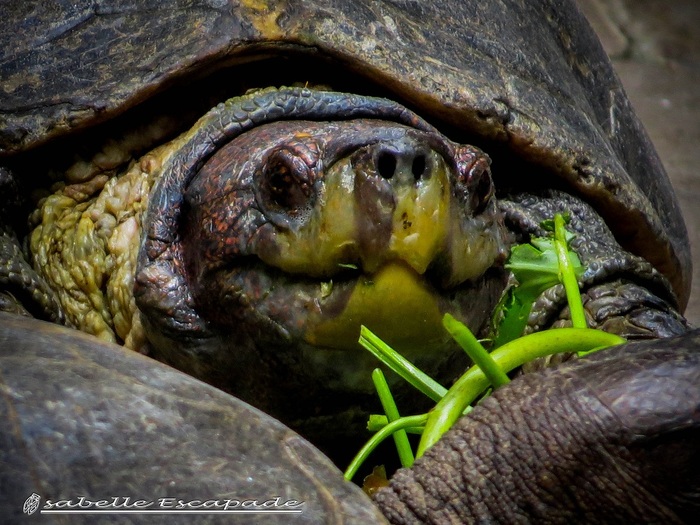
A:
304;261;447;353
347;135;452;276
294;135;503;354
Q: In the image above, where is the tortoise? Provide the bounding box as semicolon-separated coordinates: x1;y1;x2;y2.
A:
0;0;698;522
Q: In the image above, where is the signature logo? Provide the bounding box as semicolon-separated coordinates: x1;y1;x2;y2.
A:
23;493;41;515
20;493;304;515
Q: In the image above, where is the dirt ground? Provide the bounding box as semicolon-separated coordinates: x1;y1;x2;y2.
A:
577;0;700;326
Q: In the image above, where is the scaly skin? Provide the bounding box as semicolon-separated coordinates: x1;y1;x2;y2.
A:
135;87;444;341
28;141;172;350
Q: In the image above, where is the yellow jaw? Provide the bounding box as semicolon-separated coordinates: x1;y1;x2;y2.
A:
306;261;447;352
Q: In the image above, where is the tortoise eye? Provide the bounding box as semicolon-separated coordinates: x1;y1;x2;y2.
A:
454;145;494;215
258;144;318;225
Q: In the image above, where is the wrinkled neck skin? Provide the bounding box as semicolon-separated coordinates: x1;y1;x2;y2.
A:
374;334;700;524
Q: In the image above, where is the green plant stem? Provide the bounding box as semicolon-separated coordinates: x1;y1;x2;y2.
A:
554;214;587;329
359;326;447;402
367;414;425;433
443;314;510;388
372;368;414;468
416;327;625;456
344;414;429;481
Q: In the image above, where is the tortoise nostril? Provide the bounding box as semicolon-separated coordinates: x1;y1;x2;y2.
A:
376;150;427;181
412;154;426;180
377;151;397;179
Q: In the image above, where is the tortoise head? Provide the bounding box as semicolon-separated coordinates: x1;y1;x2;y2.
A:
134;88;507;441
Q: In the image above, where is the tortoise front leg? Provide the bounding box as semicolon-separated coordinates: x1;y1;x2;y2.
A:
373;330;700;524
500;190;689;341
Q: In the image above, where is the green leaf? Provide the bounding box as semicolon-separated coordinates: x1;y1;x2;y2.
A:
491;286;539;347
320;280;333;298
359;326;448;402
350;214;625;477
492;229;584;347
